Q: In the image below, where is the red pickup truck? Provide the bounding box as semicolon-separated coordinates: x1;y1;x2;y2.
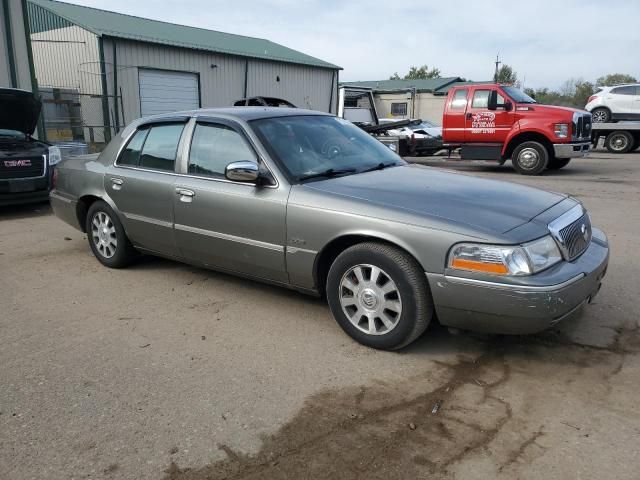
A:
442;84;592;175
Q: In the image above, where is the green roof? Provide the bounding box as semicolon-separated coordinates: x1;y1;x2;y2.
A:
28;0;340;69
341;78;462;93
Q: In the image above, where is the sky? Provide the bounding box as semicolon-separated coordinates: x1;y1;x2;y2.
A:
69;0;639;89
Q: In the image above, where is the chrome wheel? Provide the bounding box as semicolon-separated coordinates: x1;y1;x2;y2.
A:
608;133;629;152
91;211;117;259
339;264;402;335
517;147;540;170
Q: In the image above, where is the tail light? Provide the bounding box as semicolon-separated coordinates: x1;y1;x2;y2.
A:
587;95;597;104
52;168;58;189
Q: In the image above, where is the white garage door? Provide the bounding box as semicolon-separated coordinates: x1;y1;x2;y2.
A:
138;69;200;117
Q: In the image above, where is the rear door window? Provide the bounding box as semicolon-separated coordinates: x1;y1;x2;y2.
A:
138;124;185;171
610;86;637;96
119;128;149;166
451;89;468;109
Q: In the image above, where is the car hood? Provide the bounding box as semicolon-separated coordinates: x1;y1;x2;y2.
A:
523;104;586;118
0;88;42;135
303;165;566;235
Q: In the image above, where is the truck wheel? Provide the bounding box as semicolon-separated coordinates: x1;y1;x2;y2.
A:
512;141;549;175
86;200;137;268
547;158;571;170
605;131;634;154
591;108;611;123
326;242;433;350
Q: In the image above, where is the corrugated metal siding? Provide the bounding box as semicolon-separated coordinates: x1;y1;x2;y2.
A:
1;0;35;89
102;38;335;122
246;60;335;113
0;3;10;86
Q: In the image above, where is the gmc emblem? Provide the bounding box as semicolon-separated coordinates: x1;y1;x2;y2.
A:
3;159;32;167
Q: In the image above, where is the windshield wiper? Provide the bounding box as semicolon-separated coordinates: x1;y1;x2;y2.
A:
360;162;398;173
298;168;357;182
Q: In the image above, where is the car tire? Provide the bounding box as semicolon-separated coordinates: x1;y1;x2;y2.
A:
326;242;433;350
604;131;634;154
547;158;571;170
591;107;611;123
85;200;137;268
512;141;549;175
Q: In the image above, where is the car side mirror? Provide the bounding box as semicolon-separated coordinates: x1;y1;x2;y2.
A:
487;90;498;110
504;100;513;112
225;161;259;183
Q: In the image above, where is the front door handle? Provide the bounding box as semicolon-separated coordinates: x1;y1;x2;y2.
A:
111;177;123;190
175;188;195;203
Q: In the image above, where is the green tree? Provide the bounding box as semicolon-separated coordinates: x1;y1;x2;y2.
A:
596;73;637;86
389;65;441;80
494;64;517;84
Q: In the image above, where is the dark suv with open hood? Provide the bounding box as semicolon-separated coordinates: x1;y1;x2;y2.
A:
0;88;61;206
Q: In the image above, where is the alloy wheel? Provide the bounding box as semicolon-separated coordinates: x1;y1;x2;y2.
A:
91;211;118;259
339;264;402;335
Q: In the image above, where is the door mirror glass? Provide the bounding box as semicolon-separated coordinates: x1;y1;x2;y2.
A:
487;90;498;110
225;161;259;183
504;100;513;111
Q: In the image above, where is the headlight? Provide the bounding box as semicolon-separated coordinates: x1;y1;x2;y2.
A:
554;123;569;138
449;236;562;276
48;146;62;165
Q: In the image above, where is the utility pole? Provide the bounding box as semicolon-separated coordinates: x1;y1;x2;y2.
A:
494;53;501;83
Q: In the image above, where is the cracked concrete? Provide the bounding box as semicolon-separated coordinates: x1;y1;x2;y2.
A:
1;151;639;479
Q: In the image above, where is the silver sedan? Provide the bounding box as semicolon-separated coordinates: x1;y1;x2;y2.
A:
50;108;609;349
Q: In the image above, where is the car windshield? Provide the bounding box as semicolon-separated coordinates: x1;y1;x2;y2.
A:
251;115;405;182
502;86;537;104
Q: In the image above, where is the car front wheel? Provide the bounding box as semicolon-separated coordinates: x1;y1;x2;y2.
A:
326;242;433;350
86;200;137;268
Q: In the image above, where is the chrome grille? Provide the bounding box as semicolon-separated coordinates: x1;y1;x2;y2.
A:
572;112;592;140
548;205;592;261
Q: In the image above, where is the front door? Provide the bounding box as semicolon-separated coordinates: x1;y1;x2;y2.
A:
173;119;289;283
105;122;186;256
464;88;514;144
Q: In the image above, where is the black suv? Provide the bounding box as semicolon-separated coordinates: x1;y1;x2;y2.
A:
0;88;60;206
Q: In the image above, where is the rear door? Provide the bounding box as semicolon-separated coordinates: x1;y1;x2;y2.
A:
173;118;289;282
464;88;514;143
442;88;468;143
606;86;636;114
105;121;187;256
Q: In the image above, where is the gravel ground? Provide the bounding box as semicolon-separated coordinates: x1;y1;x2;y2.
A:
1;149;638;479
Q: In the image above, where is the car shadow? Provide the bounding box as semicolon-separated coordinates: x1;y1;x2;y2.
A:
0;201;51;220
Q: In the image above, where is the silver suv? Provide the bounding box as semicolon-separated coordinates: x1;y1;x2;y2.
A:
585;84;640;123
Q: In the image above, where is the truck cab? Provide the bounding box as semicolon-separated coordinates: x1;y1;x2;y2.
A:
442;84;592;175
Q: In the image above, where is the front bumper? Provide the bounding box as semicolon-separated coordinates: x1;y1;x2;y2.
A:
427;228;609;334
0;176;51;207
553;142;590;158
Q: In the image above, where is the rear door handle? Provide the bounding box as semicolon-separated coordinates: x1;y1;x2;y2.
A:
175;188;195;202
111;177;123;190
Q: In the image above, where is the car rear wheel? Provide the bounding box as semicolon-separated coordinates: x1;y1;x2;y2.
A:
512;141;549;175
326;242;433;350
604;131;634;154
86;200;137;268
547;158;571;170
591;107;611;123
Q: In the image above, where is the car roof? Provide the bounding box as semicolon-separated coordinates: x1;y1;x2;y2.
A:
165;107;330;121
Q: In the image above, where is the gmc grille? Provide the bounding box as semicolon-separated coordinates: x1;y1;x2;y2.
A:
0;155;46;179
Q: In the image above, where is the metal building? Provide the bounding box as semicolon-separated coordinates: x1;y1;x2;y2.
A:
1;0;37;90
26;0;341;147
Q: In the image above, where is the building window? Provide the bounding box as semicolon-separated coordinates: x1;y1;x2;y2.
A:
391;103;408;116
